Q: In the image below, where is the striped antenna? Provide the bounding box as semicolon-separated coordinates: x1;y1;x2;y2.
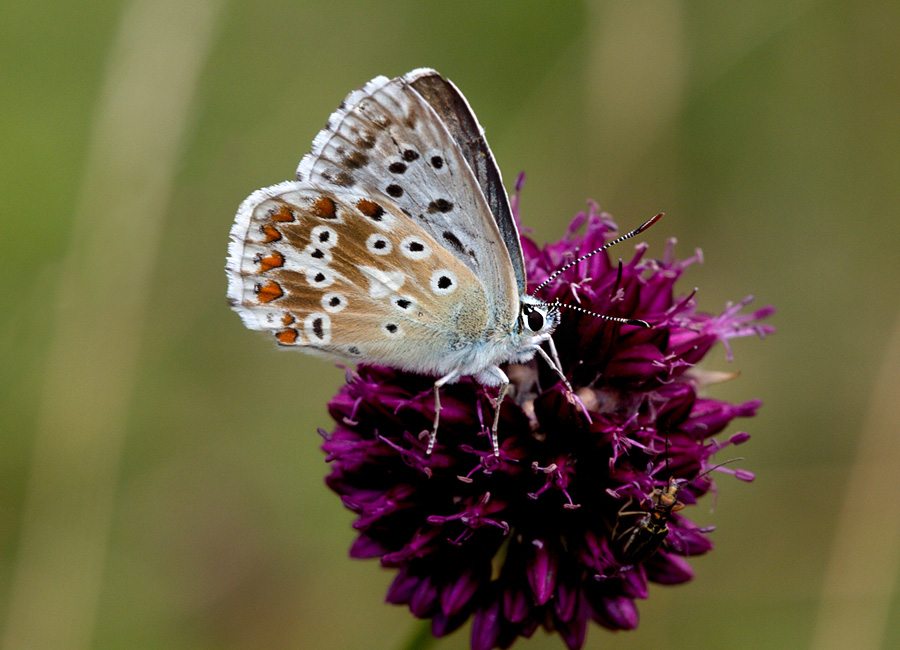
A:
545;300;650;328
533;213;663;297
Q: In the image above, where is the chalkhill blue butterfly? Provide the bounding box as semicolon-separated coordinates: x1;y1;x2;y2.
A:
226;69;658;455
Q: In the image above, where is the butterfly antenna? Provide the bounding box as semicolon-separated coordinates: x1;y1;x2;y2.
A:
533;213;663;297
546;300;650;328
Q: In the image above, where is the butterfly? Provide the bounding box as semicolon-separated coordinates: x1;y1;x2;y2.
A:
226;69;656;456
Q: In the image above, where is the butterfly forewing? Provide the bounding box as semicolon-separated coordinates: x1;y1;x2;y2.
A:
295;70;519;328
405;69;526;295
227;182;494;375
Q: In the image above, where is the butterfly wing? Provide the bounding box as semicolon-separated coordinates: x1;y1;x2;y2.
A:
404;69;526;296
226;181;494;377
295;71;520;328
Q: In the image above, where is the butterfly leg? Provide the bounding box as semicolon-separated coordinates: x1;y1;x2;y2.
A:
535;343;573;392
426;370;459;455
481;366;510;457
546;337;568;385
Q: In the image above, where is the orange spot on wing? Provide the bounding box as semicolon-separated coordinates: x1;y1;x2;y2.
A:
312;196;337;219
270;204;295;222
276;328;298;344
255;281;283;303
260;225;282;243
281;313;295;326
257;251;284;272
356;198;381;216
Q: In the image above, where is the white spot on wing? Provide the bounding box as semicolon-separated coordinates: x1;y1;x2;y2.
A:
366;233;393;255
390;294;416;312
430;269;458;295
381;322;403;339
302;244;333;265
321;292;347;312
306;268;335;288
359;265;405;298
305;312;331;343
399;236;431;260
310;225;338;248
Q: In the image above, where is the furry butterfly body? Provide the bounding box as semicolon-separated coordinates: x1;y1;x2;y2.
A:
227;69;561;453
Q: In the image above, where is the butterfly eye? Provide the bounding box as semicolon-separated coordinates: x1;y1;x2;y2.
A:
526;307;545;332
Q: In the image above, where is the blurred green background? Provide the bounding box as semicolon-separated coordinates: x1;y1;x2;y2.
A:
3;1;900;649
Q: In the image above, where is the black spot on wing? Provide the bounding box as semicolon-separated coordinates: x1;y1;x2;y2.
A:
342;150;369;169
427;199;453;214
322;168;355;187
441;230;477;261
442;231;465;255
356;131;377;149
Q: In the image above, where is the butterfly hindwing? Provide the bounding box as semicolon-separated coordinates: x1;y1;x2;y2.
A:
226;181;493;376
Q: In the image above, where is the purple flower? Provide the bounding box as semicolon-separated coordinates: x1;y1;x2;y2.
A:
321;180;773;650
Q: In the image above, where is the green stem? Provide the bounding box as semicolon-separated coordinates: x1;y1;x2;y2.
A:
399;618;437;650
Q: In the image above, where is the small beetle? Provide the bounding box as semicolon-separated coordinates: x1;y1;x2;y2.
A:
612;459;742;565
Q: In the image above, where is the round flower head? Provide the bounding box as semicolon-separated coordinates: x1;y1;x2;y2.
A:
321;178;773;650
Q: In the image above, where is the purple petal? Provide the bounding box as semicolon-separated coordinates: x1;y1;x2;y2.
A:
590;594;640;630
385;566;418;605
440;566;484;617
646;553;695;585
557;607;588;650
502;585;532;623
471;596;502;650
350;533;390;559
526;539;558;605
409;574;440;617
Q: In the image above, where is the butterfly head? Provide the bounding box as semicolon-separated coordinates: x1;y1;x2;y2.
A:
518;295;560;346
